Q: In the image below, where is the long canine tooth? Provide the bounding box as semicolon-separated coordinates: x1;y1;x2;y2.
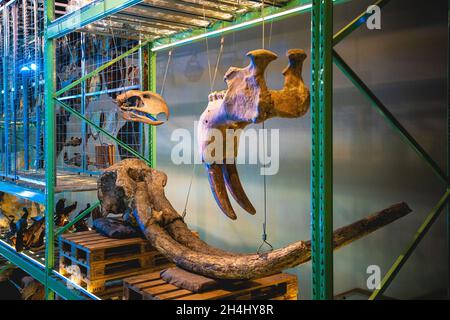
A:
206;163;237;220
222;163;256;215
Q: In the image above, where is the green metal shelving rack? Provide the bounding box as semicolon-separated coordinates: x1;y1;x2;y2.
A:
0;0;448;300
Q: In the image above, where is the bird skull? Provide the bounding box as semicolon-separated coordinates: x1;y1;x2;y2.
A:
198;49;310;219
116;90;170;126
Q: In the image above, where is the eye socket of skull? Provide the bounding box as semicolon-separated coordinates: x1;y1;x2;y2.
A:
125;95;142;108
155;171;167;187
127;167;146;182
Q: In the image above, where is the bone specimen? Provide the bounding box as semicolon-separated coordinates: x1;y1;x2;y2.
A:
64;152;83;167
98;159;412;280
7;199;77;251
85;96;125;164
55;199;78;227
21;276;45;300
64;136;83;147
56;111;71;160
198;49;310;219
116;90;170;126
0;193;42;228
127;65;140;86
103;51;126;100
14;208;29;252
73;204;92;232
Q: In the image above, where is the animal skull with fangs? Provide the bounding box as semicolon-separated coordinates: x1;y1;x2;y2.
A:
98;158;412;280
198;49;310;220
115;90;170;126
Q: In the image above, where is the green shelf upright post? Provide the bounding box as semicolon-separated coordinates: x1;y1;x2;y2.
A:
44;0;56;300
148;44;157;167
311;0;333;300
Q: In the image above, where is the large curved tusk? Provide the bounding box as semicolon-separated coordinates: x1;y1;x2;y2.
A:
98;159;412;280
222;163;256;215
205;163;237;220
132;190;412;279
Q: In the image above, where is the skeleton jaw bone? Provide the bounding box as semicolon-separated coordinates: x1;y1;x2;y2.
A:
116;90;170;126
97;159;412;280
198;49;310;220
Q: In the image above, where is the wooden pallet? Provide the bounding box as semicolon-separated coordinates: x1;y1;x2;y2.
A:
123;272;298;300
59;230;173;294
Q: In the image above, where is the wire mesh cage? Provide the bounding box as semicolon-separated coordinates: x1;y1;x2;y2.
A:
55;32;143;174
0;0;146;181
0;0;45;179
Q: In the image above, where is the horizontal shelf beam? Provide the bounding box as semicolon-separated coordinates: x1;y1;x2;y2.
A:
0;180;45;204
0;240;87;300
152;0;349;52
46;0;144;39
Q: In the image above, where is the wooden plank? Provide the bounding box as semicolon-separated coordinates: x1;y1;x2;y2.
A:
81;236;142;245
131;279;166;291
89;251;157;267
64;236;110;246
178;289;232;300
122;271;297;300
89;263;173;282
124;272;162;285
155;289;193;300
176;273;296;300
87;238;147;250
76;237;121;246
61;231;97;239
144;283;180;296
65;233;108;241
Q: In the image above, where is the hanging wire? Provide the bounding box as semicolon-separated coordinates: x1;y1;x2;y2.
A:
211;37;225;91
108;17;124;94
182;163;197;218
160;50;172;97
261;0;265;49
257;0;273;254
203;4;213;92
257;121;273;254
182;5;225;218
268;0;275;48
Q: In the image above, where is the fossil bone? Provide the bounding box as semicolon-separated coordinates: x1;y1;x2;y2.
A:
97;159;412;280
116;90;170;126
198;49;310;219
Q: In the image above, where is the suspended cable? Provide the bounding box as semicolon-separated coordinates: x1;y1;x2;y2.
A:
182;163;197;218
257;0;273;254
262;0;265;49
160;49;172;97
257;120;273;254
202;4;213;92
211;37;224;91
183;5;225;218
268;0;275;48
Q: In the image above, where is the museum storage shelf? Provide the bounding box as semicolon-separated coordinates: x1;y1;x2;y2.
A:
0;0;447;300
